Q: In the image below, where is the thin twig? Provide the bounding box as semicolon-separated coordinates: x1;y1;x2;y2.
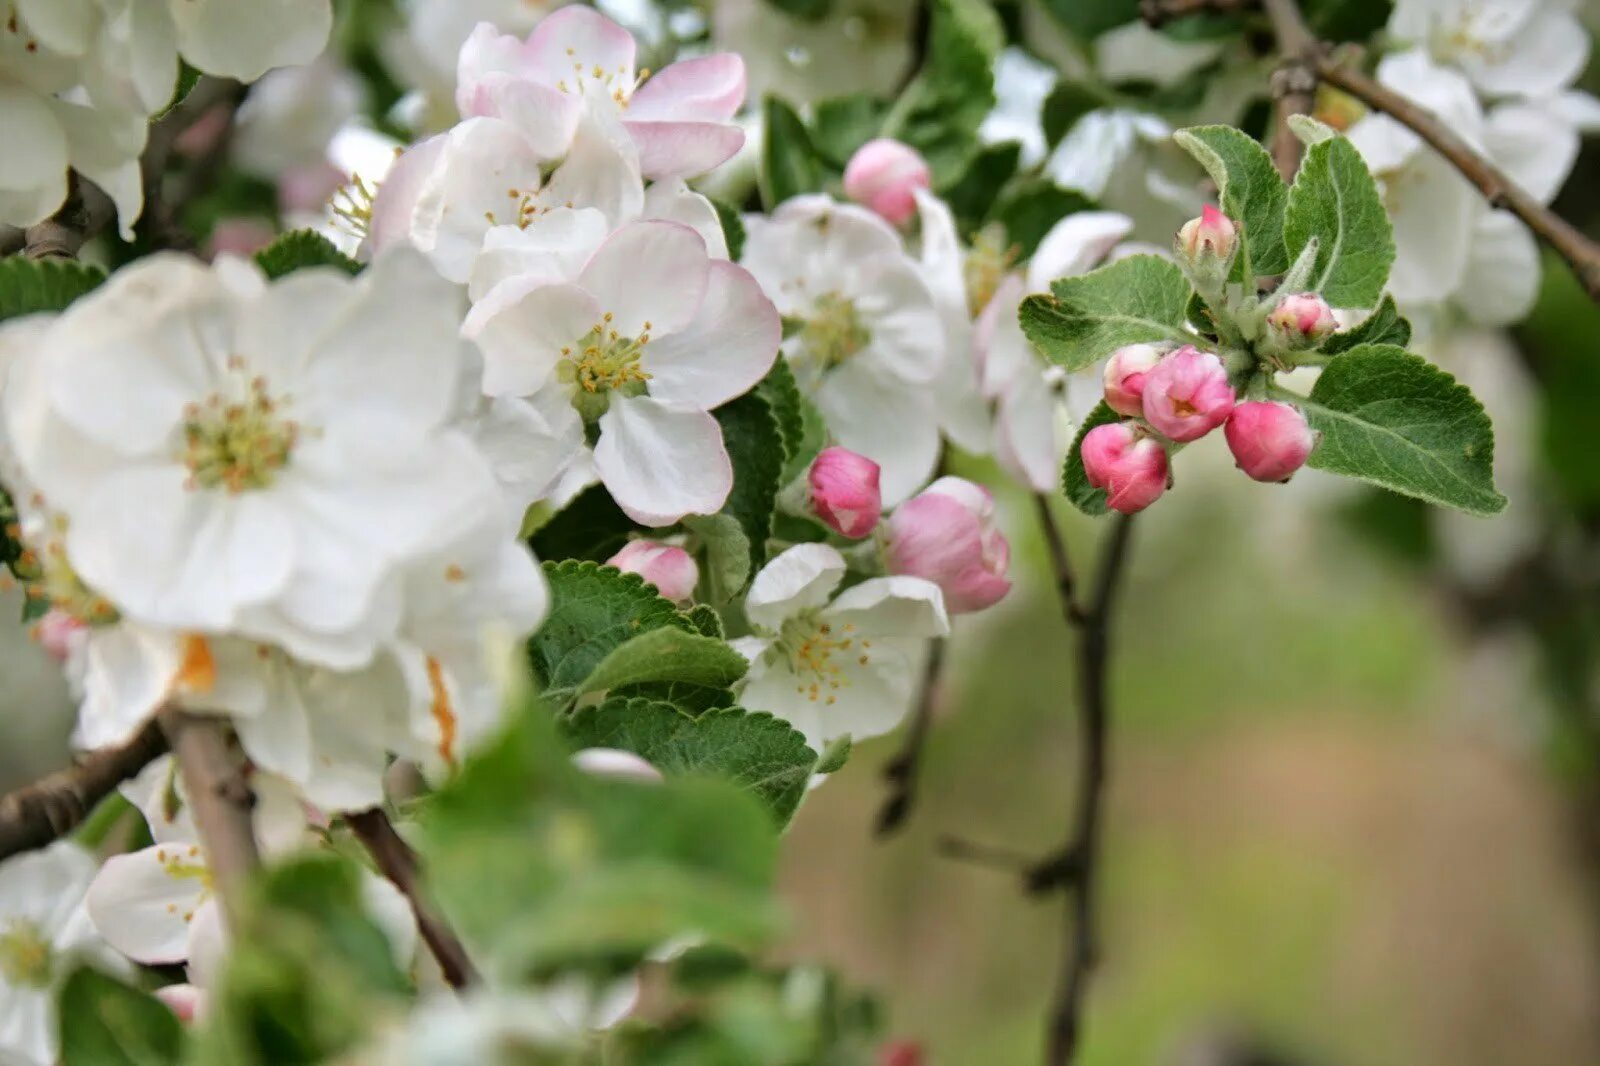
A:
1042;514;1137;1066
875;637;948;837
0;721;168;862
1261;0;1318;179
346;808;479;989
158;709;259;926
1035;495;1087;626
23;176;114;260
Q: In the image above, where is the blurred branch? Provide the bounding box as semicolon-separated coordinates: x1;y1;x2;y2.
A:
347;808;479;989
23;176;114;260
0;721;168;862
876;637;948;837
1261;0;1317;179
141;77;246;251
1036;494;1087;626
158;710;259;926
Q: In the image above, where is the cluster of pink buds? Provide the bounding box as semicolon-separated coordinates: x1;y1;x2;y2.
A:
1264;292;1337;349
1082;343;1318;513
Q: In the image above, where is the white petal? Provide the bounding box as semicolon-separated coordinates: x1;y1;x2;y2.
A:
1456;210;1540;326
1026;211;1135;291
823;576;949;639
467;209;609;301
1461;8;1589;99
641;180;728;259
814;360;942;505
854;259;945;386
86;848;209;964
171;0;332;82
996;376;1065;493
0;86;67;208
408;117;548;283
1484;101;1578;205
579;220;710;338
76;626;184;751
641;260;779;410
1383;148;1479;306
463;280;600;398
594;395;732;525
745;543;846;632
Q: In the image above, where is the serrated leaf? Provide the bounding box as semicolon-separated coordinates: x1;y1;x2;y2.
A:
992;181;1096;258
574;626;748;699
710;197;746;262
1174;125;1288;276
753;360;806;470
715;391;785;573
564;698;818;824
683;603;725;639
529;562;690;693
760;96;825;210
1282;134;1394;307
1297;344;1505;515
0;257;106;322
529;484;645;563
1288;114;1338;146
58;968;183;1066
1022;255;1193;371
1320;294;1411;354
1061;401;1120;516
814;735;852;775
253;230;363;280
684;513;753;603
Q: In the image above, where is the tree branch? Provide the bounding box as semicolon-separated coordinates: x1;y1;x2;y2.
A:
1035;494;1087;626
158;710;259;925
0;721;168;862
346;808;479;989
23;176;114;261
875;636;948;837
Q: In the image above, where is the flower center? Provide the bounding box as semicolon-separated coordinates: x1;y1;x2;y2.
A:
330;175;377;239
181;367;298;493
13;515;119;627
775;613;871;706
0;920;52;988
154;844;213;924
558;314;653;421
553;47;649;109
800;293;870;371
964;226;1018;317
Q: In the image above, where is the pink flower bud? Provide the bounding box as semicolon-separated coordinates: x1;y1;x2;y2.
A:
1224;401;1318;482
885;477;1011;614
1102;343;1166;417
1265;292;1337;345
607;541;699;603
278;161;348;216
843;138;932;227
155;984;206;1024
878;1041;925;1066
1139;345;1235;442
1080;422;1169;514
808;447;882;539
205;219;277;260
32;608;86;663
572;747;664;783
1176;204;1238;265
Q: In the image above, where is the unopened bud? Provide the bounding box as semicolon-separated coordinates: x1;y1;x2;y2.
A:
843;139;932;227
607;540;699;603
1176;204;1238;266
572;747;665;783
155;984;206;1024
1080;422;1169;514
1265;292;1337;347
808;447;883;539
1224;401;1318;482
1140;345;1235;442
1102;343;1166;418
885;477;1011;613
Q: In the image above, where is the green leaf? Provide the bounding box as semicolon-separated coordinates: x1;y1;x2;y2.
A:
1173;125;1289;276
1061;401;1120;516
0;257;106;322
573;626;748;699
156;62;201;120
528;484;645;563
1320;294;1411;355
684;603;725;639
715;390;786;574
992;181;1096;259
1282;134;1394;307
564;698;818;824
710;197;747;262
529;562;691;693
1042;80;1105;146
253;230;363;280
1021;255;1193;372
814;735;853;775
760;96;825;210
942;141;1022;231
1041;0;1138;39
684;513;753;603
753;359;807;471
810;94;887;167
1297;344;1505;515
882;0;1003;186
58;969;183;1066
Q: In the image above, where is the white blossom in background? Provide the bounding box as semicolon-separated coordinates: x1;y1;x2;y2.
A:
465;216;779;525
0;842;126;1065
733;544;948;753
741;196;947;505
712;0;912;107
1389;0;1590;102
979;47;1059;168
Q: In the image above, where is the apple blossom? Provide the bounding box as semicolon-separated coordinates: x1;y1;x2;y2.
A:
1140;346;1235;442
607;541;699;603
807;447;883;540
1102;344;1167;417
844;139;932;228
734;544;948;752
1389;0;1589;100
913;189;991;455
884;478;1012;615
1265;293;1337;347
1175;204;1238;275
465;218;779;525
0;842;126;1065
741;196;946;504
1080;423;1170;515
1225;402;1318;483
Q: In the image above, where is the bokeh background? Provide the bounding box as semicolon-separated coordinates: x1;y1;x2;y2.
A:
5;0;1600;1063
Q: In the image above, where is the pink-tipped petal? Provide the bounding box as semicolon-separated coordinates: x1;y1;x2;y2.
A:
630;54;747;123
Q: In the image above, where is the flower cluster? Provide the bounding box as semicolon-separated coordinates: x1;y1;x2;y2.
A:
0;0;333;236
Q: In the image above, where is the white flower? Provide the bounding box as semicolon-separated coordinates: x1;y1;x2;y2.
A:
733;543;948;752
913;189;991;455
233;57;367;178
1389;0;1589;100
0;842;125;1066
163;0;332;83
711;0;913;107
741;196;946;505
465;217;779;525
0;249;505;670
980;47;1058;168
